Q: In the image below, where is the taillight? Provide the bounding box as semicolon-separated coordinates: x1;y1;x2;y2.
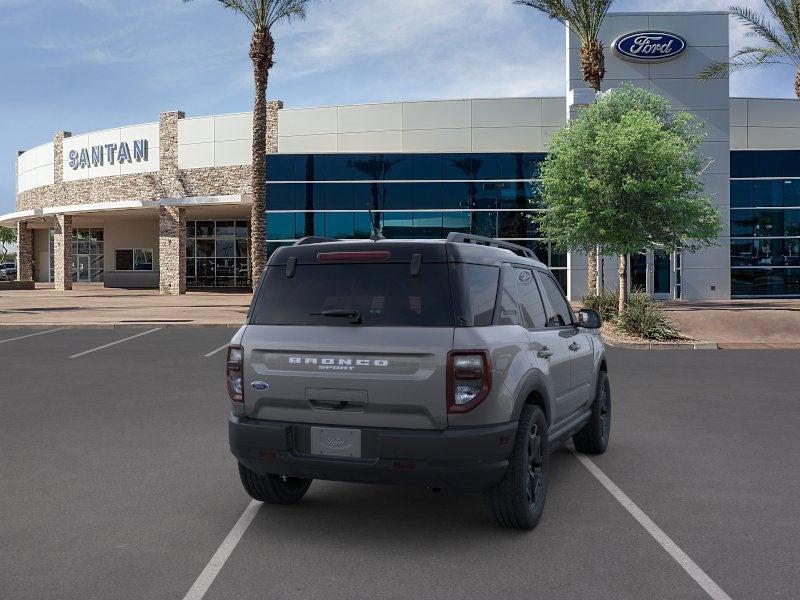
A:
447;351;491;413
227;345;244;402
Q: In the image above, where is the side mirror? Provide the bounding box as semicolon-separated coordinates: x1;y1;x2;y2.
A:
578;308;602;329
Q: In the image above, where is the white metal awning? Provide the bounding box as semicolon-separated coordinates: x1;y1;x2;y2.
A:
0;195;246;226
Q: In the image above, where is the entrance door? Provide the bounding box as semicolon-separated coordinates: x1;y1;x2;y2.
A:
652;249;672;299
630;253;647;293
77;256;90;282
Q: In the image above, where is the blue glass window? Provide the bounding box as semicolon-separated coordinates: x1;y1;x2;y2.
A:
444;154;486;180
730;151;754;178
412;154;442;180
730;181;753;208
732;269;800;296
266;213;295;240
324;213;355;238
783;180;800;207
324;183;354;210
412;212;444;237
354;212;372;238
382;212;414;238
267;184;297;210
441;183;470;209
754;151;783;178
443;211;471;233
266;155;297;181
387;183;416;210
754;180;783;207
412;182;442;210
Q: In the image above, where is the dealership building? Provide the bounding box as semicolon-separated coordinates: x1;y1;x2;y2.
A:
4;10;800;300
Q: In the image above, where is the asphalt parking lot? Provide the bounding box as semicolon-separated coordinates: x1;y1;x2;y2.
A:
1;327;799;600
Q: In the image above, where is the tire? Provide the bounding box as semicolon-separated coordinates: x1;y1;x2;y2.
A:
573;371;611;455
483;405;549;530
237;463;312;505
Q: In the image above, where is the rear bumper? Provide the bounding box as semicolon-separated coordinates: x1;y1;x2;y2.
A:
229;414;517;493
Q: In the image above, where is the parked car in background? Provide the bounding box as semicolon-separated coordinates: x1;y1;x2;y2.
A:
0;262;16;281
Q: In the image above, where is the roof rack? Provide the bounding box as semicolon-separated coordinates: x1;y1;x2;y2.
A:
446;233;538;260
293;236;339;246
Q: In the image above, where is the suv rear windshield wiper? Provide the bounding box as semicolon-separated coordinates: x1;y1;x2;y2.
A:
310;309;362;324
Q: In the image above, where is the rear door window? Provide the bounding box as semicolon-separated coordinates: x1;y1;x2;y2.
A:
514;268;548;329
451;264;500;326
496;266;519;326
538;270;574;327
250;263;454;327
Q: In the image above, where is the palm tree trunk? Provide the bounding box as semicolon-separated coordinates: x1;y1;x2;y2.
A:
581;39;604;295
618;254;628;313
249;29;274;288
796;67;800;102
580;40;605;92
587;247;598;295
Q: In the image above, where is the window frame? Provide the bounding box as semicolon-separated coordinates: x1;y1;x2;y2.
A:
114;248;154;272
534;268;576;328
509;265;549;331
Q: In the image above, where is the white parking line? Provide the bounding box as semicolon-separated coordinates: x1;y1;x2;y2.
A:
68;328;162;359
204;343;229;358
571;449;733;600
0;328;63;345
182;500;262;600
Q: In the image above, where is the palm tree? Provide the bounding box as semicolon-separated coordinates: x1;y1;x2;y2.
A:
699;2;800;101
515;0;615;294
185;0;313;287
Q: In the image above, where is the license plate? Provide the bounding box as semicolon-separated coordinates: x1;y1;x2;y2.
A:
310;427;361;458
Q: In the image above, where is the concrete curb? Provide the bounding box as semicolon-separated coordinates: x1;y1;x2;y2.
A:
604;339;719;350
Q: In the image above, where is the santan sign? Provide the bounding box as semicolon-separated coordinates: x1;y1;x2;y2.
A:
613;31;687;62
68;139;149;170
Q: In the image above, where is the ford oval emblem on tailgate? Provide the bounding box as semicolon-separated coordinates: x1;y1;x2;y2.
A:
251;381;269;390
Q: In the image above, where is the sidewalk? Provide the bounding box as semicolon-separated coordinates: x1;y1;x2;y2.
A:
0;284;252;327
664;300;800;349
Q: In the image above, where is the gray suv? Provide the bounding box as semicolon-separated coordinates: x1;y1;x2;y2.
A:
228;233;610;529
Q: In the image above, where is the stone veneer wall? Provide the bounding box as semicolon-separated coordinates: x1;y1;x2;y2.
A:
158;206;186;295
16;102;283;211
15;102;282;293
53;214;73;291
15;222;33;281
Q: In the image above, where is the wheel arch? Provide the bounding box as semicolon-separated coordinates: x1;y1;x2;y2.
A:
512;371;554;428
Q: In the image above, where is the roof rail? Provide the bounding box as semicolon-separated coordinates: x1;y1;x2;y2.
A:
293;236;339;246
446;233;538;260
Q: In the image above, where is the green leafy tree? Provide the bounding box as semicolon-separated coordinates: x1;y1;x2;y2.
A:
515;0;616;293
184;0;315;286
699;2;800;100
0;226;15;263
537;85;722;311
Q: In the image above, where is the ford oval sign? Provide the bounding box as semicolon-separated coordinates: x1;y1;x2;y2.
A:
613;31;687;63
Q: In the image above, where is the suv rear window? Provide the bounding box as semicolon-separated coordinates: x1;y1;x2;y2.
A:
251;263;454;327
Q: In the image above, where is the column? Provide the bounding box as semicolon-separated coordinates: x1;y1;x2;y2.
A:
16;221;34;282
53;214;73;291
159;205;185;295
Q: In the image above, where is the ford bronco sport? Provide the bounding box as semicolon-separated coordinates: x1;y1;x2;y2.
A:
227;233;609;529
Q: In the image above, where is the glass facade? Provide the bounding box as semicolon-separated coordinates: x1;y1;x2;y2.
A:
186;220;251;288
47;228;105;283
265;153;568;290
731;151;800;297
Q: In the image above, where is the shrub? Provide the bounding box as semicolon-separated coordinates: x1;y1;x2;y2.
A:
616;293;684;341
581;290;620;322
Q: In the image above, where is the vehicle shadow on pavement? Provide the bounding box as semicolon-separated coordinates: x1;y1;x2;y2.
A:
246;449;577;541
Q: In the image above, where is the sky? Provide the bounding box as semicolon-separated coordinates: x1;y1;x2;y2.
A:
1;0;797;216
